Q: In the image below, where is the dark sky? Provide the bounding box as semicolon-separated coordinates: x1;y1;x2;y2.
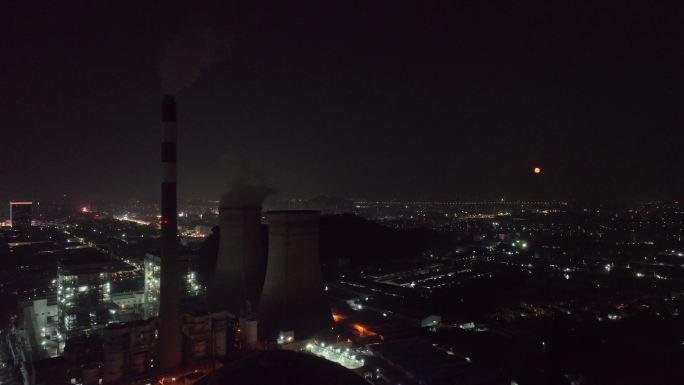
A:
2;0;683;204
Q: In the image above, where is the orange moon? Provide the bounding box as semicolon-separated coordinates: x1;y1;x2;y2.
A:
533;167;541;174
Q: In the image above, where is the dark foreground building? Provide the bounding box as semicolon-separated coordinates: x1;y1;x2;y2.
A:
199;349;367;385
10;201;32;229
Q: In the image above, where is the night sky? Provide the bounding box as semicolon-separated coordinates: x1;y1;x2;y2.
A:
2;0;683;204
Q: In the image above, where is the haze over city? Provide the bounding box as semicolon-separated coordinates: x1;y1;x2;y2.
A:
2;2;684;385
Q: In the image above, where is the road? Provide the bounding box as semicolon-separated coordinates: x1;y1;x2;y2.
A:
0;330;21;385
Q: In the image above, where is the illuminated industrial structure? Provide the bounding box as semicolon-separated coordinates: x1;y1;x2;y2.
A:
305;342;365;370
57;257;118;338
10;201;32;229
143;252;204;319
143;253;160;319
25;296;64;358
258;210;331;342
30;298;59;337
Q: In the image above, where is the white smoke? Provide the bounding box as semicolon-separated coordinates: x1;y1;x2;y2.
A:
219;155;274;208
160;28;230;95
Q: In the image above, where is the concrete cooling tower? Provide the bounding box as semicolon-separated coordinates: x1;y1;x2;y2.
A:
258;210;331;341
210;206;264;315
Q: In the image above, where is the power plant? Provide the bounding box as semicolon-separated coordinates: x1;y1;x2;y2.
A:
157;95;183;369
97;97;332;384
258;210;332;341
210;206;264;315
153;96;330;371
152;95;330;358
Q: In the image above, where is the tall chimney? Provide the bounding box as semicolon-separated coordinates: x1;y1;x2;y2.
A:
258;210;331;341
157;96;182;369
210;206;264;315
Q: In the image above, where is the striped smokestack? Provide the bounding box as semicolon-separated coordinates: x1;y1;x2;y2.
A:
157;95;182;369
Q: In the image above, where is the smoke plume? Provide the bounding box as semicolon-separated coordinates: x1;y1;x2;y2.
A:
219;155;274;208
160;28;230;94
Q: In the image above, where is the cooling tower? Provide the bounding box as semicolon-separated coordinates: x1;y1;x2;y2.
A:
157;95;183;369
258;210;331;341
210;206;264;314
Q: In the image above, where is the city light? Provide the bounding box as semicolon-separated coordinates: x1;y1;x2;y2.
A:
305;342;365;369
352;323;376;337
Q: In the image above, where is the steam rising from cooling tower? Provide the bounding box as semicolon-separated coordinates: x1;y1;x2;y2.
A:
219;160;274;208
258;211;332;341
160;28;230;95
210;159;273;315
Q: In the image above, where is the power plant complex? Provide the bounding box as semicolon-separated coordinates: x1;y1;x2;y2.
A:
95;96;332;384
10;96;335;385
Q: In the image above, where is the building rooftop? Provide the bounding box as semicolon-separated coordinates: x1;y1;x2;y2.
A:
58;249;134;274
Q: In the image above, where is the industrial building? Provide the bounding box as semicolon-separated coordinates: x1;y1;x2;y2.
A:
57;253;135;338
143;251;204;319
99;310;233;384
142;253;160;319
180;311;232;363
29;298;59;336
22;296;63;358
111;291;145;323
237;314;259;349
10;201;32;229
102;318;157;384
